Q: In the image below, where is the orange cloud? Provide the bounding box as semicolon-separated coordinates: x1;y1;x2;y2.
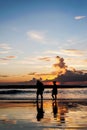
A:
0;75;9;77
28;71;58;80
61;49;84;56
84;59;87;63
0;56;16;61
6;56;16;59
38;57;51;61
53;56;67;75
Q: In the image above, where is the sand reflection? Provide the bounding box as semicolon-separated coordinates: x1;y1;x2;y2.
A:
0;100;87;129
52;99;68;125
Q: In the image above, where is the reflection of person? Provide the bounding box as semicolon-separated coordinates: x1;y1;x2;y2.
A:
36;99;44;121
52;81;57;99
58;102;68;124
60;110;65;124
36;80;44;100
52;101;68;125
52;99;58;119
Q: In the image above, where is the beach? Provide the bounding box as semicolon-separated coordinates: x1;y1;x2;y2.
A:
0;99;87;130
1;0;87;129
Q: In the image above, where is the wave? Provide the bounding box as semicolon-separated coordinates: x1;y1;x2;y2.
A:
0;89;36;94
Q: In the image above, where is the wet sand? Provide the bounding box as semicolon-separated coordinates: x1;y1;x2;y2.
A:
0;99;87;130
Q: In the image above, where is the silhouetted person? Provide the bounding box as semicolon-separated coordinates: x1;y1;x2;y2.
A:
52;99;58;119
36;80;44;100
36;99;44;121
52;81;57;99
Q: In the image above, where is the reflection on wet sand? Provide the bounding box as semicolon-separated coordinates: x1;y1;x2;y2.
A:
52;99;68;125
0;100;87;129
36;99;44;121
36;99;87;129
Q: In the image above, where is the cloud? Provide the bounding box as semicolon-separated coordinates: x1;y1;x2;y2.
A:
16;60;35;65
44;49;85;57
84;59;87;63
0;75;9;78
6;56;16;59
53;56;67;75
27;56;87;82
28;72;37;75
55;70;87;83
24;56;87;82
51;56;87;83
16;55;52;65
74;16;86;20
45;50;59;55
67;39;73;43
0;51;9;54
0;56;16;62
27;30;61;46
0;43;12;55
0;58;9;61
0;43;12;50
38;57;51;61
68;58;87;64
27;71;58;80
16;56;37;65
27;31;45;42
61;49;84;56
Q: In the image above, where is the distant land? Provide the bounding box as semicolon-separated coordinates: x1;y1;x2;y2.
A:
0;70;87;87
0;84;87;89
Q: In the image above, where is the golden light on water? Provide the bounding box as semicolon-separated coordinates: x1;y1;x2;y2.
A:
0;99;87;129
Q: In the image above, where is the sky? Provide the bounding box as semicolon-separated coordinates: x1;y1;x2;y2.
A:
0;0;87;83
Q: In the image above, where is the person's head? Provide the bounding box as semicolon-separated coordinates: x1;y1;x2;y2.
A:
53;81;56;85
37;80;40;83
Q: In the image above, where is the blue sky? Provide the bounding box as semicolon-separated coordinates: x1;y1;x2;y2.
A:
0;0;87;82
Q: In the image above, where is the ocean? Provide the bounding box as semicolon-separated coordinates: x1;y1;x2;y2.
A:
0;88;87;129
0;88;87;101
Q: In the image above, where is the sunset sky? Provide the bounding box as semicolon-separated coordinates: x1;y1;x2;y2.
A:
0;0;87;83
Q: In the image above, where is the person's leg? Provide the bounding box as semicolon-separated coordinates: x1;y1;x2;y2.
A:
55;94;57;100
41;93;43;100
52;90;54;99
52;94;54;99
36;92;39;101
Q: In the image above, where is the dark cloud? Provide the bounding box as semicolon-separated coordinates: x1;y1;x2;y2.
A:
28;72;37;75
28;71;57;76
53;56;87;83
54;70;87;83
0;75;9;77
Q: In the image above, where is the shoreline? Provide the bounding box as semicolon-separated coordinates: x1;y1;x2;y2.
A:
0;98;87;103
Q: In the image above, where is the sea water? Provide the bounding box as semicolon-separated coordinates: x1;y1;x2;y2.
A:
0;88;87;129
0;88;87;100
